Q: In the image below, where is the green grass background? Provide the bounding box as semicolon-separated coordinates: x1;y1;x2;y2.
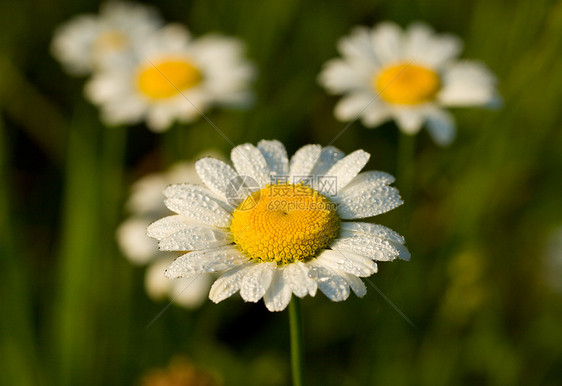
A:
1;0;561;385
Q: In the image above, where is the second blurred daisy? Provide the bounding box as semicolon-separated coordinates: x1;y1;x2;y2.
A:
319;21;500;145
51;1;163;75
117;158;221;309
86;24;255;132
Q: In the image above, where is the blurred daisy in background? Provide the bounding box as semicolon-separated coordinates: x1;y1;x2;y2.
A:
319;21;500;145
85;23;256;131
51;1;162;75
117;155;222;309
148;140;409;312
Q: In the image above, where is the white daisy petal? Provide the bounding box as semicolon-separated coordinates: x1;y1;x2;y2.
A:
334;92;374;121
339;229;410;262
404;22;463;67
117;217;157;265
317;249;378;277
146;105;177;132
338;26;378;63
342;171;396;193
371;21;403;64
170;273;213;309
195;157;239;200
307;263;350;302
163;184;232;227
165;246;248;278
310;146;346;176
283;261;318;297
340;222;405;244
100;98;146;125
50;15;99;75
209;263;254;303
264;270;293;312
393;108;425;134
338;223;410;261
425;106;456;146
231;143;270;187
331;234;404;262
257;140;289;177
341;273;367;297
158;226;232;251
335;171;402;219
319;59;374;94
144;257;176;301
321;149;370;194
288;144;322;181
126;174;167;214
361;101;392;128
336;184;403;219
438;61;498;107
239;262;276;302
147;215;193;240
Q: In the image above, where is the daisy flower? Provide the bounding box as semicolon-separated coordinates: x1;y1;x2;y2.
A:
148;140;409;312
85;23;255;132
318;21;500;145
117;160;218;309
51;1;162;75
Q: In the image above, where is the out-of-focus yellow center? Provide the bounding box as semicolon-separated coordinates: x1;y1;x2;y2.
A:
94;31;128;52
136;58;202;100
230;183;340;265
374;63;440;105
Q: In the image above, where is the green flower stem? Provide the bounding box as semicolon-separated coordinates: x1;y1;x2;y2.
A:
54;114;128;384
100;126;127;231
397;131;416;203
97;125;132;383
54;110;101;384
289;296;305;386
163;124;190;164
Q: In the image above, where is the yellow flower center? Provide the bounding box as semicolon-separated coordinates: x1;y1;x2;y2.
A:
136;58;202;100
94;31;128;52
230;183;340;265
374;62;441;105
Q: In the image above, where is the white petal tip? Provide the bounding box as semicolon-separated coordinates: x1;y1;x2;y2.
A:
399;251;411;261
265;304;287;312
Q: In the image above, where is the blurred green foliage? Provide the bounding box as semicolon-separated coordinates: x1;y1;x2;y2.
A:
1;0;561;385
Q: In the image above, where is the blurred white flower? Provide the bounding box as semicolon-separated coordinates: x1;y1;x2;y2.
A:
117;155;221;309
318;21;500;145
51;1;162;75
85;24;255;132
145;257;213;309
148;140;409;312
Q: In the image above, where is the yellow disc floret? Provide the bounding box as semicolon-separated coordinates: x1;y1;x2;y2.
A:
374;62;441;105
230;183;340;265
136;57;202;100
94;31;128;53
